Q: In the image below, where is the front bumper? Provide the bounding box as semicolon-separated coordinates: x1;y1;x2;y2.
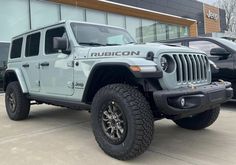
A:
153;81;233;118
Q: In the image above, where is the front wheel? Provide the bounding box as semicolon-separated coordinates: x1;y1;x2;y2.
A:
91;84;154;160
5;81;30;120
173;107;220;130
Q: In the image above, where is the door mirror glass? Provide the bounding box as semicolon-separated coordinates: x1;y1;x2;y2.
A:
53;37;71;55
53;37;67;50
210;47;230;56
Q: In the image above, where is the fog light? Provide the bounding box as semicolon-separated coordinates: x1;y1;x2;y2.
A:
168;97;188;109
180;98;185;107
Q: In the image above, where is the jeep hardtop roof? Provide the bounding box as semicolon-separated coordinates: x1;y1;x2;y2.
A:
12;20;127;40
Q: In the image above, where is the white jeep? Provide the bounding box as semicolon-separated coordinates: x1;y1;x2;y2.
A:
4;21;233;160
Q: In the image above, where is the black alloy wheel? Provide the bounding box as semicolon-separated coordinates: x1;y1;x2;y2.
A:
101;101;127;144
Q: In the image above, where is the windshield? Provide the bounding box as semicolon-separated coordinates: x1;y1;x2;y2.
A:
213;38;236;51
71;23;136;46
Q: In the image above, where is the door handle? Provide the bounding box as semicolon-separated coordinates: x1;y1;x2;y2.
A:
22;63;29;68
40;62;49;66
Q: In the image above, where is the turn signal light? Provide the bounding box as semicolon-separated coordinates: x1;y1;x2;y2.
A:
130;66;141;72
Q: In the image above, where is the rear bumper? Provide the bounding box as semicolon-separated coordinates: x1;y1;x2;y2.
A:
153;81;233;118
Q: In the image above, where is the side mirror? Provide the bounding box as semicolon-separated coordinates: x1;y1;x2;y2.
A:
53;37;70;54
210;47;230;57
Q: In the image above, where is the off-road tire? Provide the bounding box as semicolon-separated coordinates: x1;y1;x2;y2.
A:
91;84;154;160
5;81;30;120
174;107;220;130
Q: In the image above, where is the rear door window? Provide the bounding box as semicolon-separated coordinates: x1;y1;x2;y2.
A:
25;32;41;57
10;38;23;59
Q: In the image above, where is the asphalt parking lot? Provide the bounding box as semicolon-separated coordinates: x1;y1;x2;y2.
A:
0;95;236;165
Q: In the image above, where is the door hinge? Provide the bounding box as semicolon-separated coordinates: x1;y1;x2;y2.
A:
67;61;74;67
67;81;74;89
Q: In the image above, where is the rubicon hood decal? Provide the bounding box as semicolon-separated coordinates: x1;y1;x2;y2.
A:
91;51;140;57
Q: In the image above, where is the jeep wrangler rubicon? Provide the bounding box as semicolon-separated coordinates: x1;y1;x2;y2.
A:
4;21;233;160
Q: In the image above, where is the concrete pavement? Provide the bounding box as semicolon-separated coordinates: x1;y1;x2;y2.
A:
0;95;236;165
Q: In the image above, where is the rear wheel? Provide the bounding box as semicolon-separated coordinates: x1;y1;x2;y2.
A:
91;84;154;160
5;81;30;120
174;107;220;130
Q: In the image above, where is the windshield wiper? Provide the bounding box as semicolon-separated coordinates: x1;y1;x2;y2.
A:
78;42;105;46
79;42;122;46
105;43;121;46
126;41;136;44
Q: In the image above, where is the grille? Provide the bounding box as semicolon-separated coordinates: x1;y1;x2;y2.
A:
172;54;209;85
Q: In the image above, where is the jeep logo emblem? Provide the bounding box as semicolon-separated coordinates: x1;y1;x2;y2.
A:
91;51;140;57
206;10;218;21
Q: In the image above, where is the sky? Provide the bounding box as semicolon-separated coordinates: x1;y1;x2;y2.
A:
198;0;218;5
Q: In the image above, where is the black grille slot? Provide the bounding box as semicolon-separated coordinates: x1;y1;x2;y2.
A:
189;55;197;81
179;54;187;82
184;54;192;81
197;55;204;79
173;54;181;82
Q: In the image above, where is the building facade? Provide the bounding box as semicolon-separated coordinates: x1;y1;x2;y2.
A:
109;0;226;36
0;0;226;43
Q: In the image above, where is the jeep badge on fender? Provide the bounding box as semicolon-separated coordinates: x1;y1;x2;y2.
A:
4;21;233;160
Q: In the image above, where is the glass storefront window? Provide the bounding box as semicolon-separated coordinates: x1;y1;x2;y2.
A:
107;13;125;28
180;26;189;38
168;25;179;39
0;0;190;42
86;9;106;24
61;5;85;21
125;16;142;43
142;19;156;43
0;0;30;41
156;23;167;41
31;0;60;29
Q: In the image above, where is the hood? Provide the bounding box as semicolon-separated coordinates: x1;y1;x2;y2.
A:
87;43;206;59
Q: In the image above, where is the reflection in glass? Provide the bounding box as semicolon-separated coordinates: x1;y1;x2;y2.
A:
0;0;30;41
61;5;85;21
86;9;106;24
125;16;142;43
142;19;156;43
168;25;179;39
31;0;60;29
71;23;135;46
156;23;167;41
180;26;189;38
107;13;125;28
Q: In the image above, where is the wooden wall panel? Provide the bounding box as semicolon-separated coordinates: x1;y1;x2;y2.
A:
190;22;198;37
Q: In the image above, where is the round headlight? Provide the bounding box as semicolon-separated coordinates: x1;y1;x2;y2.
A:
160;56;168;72
160;55;175;73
